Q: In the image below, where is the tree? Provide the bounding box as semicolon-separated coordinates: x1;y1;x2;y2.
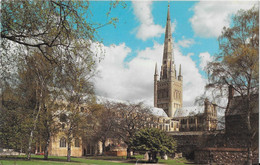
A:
1;0;121;64
0;86;30;153
11;52;60;160
1;0;126;161
206;6;258;165
114;102;154;159
129;128;177;163
90;101;118;155
55;53;96;162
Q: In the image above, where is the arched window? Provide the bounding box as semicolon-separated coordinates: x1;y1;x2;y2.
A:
75;138;80;147
60;137;66;147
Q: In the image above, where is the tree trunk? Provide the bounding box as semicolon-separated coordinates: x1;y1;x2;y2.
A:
126;147;131;159
27;84;42;160
43;133;50;160
148;152;152;162
43;104;50;160
102;140;106;155
246;130;253;165
27;130;34;160
27;100;41;160
245;98;253;165
152;152;158;163
67;126;72;162
247;143;253;165
67;140;71;162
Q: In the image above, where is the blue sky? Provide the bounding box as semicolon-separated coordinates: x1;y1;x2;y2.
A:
89;1;257;106
90;1;218;75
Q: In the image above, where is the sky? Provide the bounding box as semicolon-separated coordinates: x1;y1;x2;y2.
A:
88;0;258;107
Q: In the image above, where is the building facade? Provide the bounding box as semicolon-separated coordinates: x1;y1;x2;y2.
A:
154;4;217;132
154;5;183;118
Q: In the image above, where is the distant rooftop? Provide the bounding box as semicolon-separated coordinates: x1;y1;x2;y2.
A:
150;107;168;117
173;106;204;118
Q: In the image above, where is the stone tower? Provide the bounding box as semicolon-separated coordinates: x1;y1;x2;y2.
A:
154;4;183;118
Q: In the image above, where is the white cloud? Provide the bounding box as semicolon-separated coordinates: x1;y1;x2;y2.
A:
199;52;213;70
94;41;206;107
132;1;166;41
173;46;206;106
190;1;257;38
176;37;195;48
171;22;176;35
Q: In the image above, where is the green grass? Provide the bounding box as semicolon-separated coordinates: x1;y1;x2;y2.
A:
158;157;192;165
0;155;192;165
0;155;132;165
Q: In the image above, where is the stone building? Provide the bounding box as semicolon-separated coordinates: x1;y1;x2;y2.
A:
47;110;83;157
154;4;183;118
153;5;259;164
194;86;259;164
154;4;217;133
174;99;217;132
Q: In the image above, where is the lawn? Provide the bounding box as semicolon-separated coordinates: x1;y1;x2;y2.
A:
0;155;192;165
0;155;131;165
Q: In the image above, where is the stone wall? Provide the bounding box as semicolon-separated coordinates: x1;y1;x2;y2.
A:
226;114;259;136
169;132;205;159
194;147;259;165
169;130;259;163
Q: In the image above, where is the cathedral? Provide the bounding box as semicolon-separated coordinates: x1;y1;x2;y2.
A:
154;4;217;132
154;4;182;118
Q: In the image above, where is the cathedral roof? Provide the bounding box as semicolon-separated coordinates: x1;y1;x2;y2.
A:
173;106;204;118
150;107;168;117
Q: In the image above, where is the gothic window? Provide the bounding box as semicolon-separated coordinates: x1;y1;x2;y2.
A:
75;138;80;147
60;137;66;147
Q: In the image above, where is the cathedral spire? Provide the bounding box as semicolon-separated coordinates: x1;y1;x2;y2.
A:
154;63;158;75
179;64;181;76
178;64;183;81
162;4;173;65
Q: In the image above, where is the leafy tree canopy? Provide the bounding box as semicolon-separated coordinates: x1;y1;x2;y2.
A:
129;128;177;154
206;6;259;96
1;0;121;63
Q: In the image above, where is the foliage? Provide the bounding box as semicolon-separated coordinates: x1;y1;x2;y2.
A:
1;0;121;63
0;0;125;162
206;6;259;96
113;102;155;159
206;6;258;165
129;128;177;154
0;86;30;152
87;101;119;155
